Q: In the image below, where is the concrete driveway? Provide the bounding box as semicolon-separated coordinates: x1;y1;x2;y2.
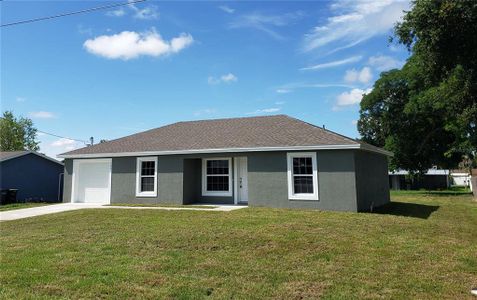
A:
0;203;105;221
0;203;246;221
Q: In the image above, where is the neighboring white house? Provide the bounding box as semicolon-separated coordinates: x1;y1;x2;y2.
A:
450;171;472;188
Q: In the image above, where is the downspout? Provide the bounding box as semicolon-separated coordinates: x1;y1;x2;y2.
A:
58;173;64;202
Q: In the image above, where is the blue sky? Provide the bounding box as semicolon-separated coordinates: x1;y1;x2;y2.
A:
1;0;410;158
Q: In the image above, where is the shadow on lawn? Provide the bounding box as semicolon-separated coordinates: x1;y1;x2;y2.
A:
374;202;440;219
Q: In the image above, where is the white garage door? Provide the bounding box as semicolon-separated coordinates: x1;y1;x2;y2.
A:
72;159;111;204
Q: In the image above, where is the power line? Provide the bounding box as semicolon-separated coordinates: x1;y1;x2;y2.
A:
1;0;147;28
0;116;91;145
37;129;90;145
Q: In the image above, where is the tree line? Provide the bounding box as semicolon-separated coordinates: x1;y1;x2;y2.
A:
358;0;477;173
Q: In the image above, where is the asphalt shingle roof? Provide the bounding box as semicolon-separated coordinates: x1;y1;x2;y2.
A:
0;150;63;164
0;151;29;162
61;115;360;156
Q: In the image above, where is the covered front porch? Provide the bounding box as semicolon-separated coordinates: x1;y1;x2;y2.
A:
182;156;249;205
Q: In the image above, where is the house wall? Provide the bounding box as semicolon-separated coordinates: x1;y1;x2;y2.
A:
63;156;184;204
248;150;358;211
0;153;64;202
354;151;390;211
110;156;184;204
62;149;390;212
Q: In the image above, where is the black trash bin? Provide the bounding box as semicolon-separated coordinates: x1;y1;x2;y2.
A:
0;189;18;205
7;189;18;204
0;189;8;205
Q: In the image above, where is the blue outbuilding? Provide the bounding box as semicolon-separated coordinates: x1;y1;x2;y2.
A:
0;151;64;203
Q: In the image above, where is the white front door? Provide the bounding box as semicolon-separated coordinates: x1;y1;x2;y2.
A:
72;159;111;204
235;157;248;204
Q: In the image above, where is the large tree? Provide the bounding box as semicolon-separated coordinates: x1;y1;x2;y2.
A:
358;0;477;172
0;111;40;151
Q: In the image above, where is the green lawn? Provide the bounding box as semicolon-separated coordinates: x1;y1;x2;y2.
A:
1;192;476;299
109;203;218;209
0;202;52;212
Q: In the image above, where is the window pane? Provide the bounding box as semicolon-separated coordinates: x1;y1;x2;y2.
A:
293;157;312;175
141;161;155;176
206;176;229;191
294;176;313;194
141;177;155;192
206;160;229;175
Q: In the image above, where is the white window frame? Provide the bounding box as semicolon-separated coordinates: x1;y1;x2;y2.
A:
287;152;319;201
136;157;158;197
202;158;233;197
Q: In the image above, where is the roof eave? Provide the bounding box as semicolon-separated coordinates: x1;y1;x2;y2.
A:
359;143;394;157
58;143;393;159
1;151;64;165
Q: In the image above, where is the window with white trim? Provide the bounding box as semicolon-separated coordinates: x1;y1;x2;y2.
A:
287;152;319;200
136;157;158;197
202;158;232;196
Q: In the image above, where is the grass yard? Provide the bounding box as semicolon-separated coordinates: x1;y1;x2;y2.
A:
0;202;52;212
108;203;218;209
1;192;476;299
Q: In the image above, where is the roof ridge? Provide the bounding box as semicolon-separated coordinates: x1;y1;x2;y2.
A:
176;114;287;124
282;115;359;144
84;115;289;150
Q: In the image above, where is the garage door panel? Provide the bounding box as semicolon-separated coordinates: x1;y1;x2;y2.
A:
73;159;111;204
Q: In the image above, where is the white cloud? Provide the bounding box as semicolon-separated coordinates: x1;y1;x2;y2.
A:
275;101;286;105
207;77;219;85
77;24;93;35
221;73;237;82
106;2;158;20
194;108;217;116
230;11;304;40
29;111;56;119
368;55;404;71
16;97;26;102
106;8;126;17
42;138;83;158
276;89;291;94
301;55;362;71
351;120;358;125
51;138;75;147
388;44;403;52
219;5;235;14
334;88;372;109
304;0;409;53
247;107;281;115
208;73;238;85
276;82;355;94
84;29;193;60
129;2;159;20
344;67;372;84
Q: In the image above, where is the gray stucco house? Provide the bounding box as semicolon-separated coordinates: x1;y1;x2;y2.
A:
58;115;392;212
0;151;64;202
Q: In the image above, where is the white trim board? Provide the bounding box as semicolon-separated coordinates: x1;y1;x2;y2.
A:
58;144;393;159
